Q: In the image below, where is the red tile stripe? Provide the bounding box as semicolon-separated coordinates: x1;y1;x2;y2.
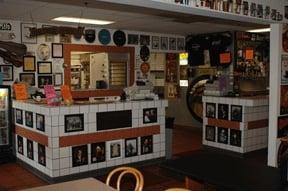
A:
59;125;160;147
15;126;48;146
247;119;268;129
208;118;240;130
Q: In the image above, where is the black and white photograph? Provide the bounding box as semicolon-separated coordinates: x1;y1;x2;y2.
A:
128;34;139;45
141;135;153;155
143;108;157;124
271;9;277;20
264;6;271;19
161;37;168;50
217;127;228;144
91;142;106;163
169;37;176;50
72;145;88;167
36;113;45;132
25;111;33;128
257;4;263;18
17;135;23;155
19;73;35;86
15;109;23;124
177;38;185;51
231;105;242;122
21;23;37;44
27;139;34;160
218;104;229;120
243;1;249;16
125;138;138;157
206;103;216;118
250;3;256;17
38;75;53;88
0;111;7;127
140;35;150;46
151;36;160;50
0;65;13;81
230;129;241;147
108;140;122;159
205;125;216;142
38;143;46;166
65;114;84;133
42;24;55;42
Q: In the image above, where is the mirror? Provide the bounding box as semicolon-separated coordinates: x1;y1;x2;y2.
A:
64;44;135;98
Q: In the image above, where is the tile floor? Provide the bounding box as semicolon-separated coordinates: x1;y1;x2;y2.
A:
0;125;201;191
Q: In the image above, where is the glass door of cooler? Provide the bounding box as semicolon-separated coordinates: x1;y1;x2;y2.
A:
0;85;11;147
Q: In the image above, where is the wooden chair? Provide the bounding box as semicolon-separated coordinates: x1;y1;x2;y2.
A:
164;188;191;191
106;166;144;191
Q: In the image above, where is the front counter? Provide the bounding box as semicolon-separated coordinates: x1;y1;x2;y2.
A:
13;99;167;179
202;96;268;153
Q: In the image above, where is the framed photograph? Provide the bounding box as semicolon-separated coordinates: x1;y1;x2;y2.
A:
231;105;242;122
27;139;34;160
169;37;176;50
60;34;71;43
278;116;288;138
205;125;216;142
264;6;271;19
230;129;241;147
15;109;23;124
141;135;153;155
243;1;249;16
217;127;228;144
37;61;52;74
42;24;55;42
65;114;84;133
250;3;256;17
128;34;139;45
0;65;13;81
19;73;35;86
125;137;138;157
0;111;7;127
21;23;37;44
257;4;263;18
140;35;150;46
38;143;46;166
151;36;160;50
281;85;288;115
108;140;123;159
52;43;63;58
206;103;216;118
143;108;157;124
72;145;88;167
23;56;36;72
36;113;45;132
271;9;277;20
25;111;33;128
177;38;185;51
161;37;168;50
91;142;106;163
218;104;229;120
282;55;288;84
54;73;63;86
38;75;53;88
17;135;23;155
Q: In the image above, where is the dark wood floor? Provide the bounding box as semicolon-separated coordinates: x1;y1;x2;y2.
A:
0;125;202;191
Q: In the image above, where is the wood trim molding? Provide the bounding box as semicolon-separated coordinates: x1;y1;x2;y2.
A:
59;125;160;147
207;118;240;130
15;126;48;146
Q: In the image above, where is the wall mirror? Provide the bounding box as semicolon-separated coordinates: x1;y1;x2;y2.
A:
64;44;135;98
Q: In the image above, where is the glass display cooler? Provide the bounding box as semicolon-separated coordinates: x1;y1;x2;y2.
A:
0;85;13;162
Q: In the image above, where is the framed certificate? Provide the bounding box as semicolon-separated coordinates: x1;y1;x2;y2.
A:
52;43;63;58
23;56;36;72
37;61;52;74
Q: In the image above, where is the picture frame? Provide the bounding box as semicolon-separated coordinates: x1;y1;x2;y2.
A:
206;103;216;118
36;113;45;132
230;129;241;147
21;22;37;44
15;109;23;124
37;61;52;74
0;111;7;127
52;43;63;58
278;116;288;138
250;3;256;17
25;111;33;128
0;65;13;81
177;38;185;51
72;145;88;167
257;4;263;18
108;139;123;160
143;108;157;124
205;125;216;142
281;85;288;115
65;114;84;133
140;35;150;46
151;36;160;50
169;37;176;50
125;137;138;157
161;37;168;50
17;135;23;155
60;34;71;43
23;56;36;72
141;135;153;155
38;75;53;88
38;143;46;166
217;127;228;144
264;6;271;19
91;142;106;163
19;73;35;86
231;105;242;122
127;34;139;45
42;24;55;43
281;55;288;84
218;104;229;120
54;73;63;86
27;139;34;160
243;1;249;16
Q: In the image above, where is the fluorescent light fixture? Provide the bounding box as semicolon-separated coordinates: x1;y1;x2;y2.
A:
246;28;270;33
52;17;114;25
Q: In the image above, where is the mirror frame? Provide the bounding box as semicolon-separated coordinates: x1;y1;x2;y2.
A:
64;44;135;99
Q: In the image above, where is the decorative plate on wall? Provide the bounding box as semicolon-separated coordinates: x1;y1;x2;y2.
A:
113;30;126;46
98;29;111;45
140;45;150;62
84;29;96;43
37;44;50;61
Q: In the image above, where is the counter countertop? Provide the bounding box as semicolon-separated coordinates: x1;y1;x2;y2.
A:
202;95;268;106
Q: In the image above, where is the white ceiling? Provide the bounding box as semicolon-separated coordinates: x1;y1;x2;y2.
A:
0;0;267;35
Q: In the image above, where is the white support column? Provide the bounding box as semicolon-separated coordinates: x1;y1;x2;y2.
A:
268;23;282;167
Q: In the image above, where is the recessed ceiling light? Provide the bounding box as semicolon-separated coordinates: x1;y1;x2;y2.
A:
246;28;270;33
52;17;114;25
